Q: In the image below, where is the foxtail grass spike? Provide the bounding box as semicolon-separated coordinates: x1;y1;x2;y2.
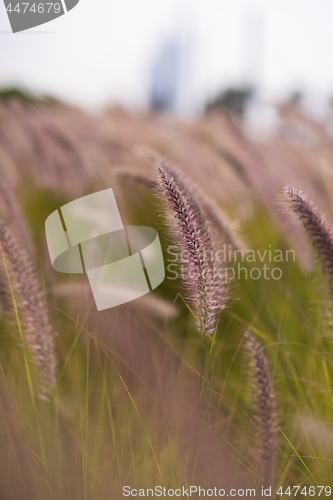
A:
284;187;333;295
247;333;278;491
0;218;57;398
155;157;226;338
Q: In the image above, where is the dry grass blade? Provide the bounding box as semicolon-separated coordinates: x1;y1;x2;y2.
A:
0;218;57;398
246;333;278;491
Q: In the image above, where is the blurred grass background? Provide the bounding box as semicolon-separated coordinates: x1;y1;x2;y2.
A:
0;90;333;498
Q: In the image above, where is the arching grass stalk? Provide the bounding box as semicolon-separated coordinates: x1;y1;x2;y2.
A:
204;315;221;425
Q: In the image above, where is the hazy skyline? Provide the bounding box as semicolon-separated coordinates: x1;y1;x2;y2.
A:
0;0;333;114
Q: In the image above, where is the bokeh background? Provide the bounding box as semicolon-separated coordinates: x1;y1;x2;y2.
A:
1;0;333;130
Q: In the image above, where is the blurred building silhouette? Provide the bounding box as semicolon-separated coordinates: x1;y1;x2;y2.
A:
150;38;182;112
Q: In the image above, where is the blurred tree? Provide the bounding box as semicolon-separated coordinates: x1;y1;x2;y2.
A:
205;86;254;118
0;87;60;106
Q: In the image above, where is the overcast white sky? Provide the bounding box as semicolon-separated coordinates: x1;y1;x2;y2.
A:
0;0;333;114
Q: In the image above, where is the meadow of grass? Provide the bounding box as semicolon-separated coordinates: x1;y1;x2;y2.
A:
0;92;333;499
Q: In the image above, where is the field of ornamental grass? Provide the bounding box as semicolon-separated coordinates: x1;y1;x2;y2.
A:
0;91;333;498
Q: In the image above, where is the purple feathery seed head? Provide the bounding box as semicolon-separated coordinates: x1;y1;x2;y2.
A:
246;333;278;490
155;157;227;338
284;186;333;295
0;218;57;398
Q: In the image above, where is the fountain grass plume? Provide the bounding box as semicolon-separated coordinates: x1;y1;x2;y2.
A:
138;146;244;251
0;218;57;398
155;157;226;339
284;186;333;295
246;332;278;491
